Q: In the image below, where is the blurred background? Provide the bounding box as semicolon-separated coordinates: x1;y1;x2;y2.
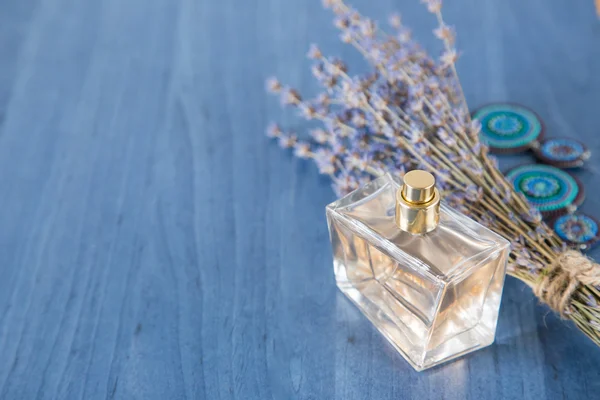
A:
0;0;599;399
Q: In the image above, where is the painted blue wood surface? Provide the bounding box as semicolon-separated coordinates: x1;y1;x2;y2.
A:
0;0;599;398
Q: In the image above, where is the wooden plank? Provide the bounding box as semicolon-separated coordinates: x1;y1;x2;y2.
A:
0;0;598;398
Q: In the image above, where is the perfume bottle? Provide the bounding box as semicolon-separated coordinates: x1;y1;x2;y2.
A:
326;170;509;371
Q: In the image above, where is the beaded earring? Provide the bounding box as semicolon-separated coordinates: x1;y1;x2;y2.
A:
551;213;600;251
473;103;590;167
505;164;585;217
473;103;597;250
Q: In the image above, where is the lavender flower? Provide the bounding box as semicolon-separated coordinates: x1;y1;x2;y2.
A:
293;142;311;158
388;14;402;29
440;48;458;67
522;208;542;224
340;30;353;43
434;24;455;45
280;87;302;106
307;44;322;59
334;15;350;30
436;127;456;147
314;148;337;175
266;77;282;93
359;19;377;37
266;123;282;138
421;0;442;13
310;128;329;144
396;27;412;43
277;132;297;148
298;103;318;119
322;0;342;9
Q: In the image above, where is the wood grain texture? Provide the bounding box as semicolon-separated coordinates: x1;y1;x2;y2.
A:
0;0;599;398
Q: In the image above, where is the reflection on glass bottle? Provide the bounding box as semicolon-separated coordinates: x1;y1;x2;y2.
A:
327;171;509;371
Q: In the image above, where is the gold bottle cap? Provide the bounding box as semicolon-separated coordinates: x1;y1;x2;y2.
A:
396;170;440;234
402;170;435;203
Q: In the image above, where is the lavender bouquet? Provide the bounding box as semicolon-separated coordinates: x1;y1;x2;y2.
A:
266;0;600;346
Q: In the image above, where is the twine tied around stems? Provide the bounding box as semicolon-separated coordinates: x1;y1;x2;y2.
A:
534;250;600;317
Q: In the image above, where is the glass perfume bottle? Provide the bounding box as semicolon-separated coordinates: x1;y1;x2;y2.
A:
326;170;509;371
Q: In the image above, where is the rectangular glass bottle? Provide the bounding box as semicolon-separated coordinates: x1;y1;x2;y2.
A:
326;172;509;371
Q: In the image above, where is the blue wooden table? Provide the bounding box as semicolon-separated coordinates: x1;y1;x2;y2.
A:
1;0;599;398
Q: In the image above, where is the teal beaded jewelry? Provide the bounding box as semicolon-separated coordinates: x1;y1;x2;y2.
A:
506;164;584;217
474;103;590;168
551;213;600;251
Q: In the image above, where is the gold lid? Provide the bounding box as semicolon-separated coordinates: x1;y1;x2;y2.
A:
395;170;440;234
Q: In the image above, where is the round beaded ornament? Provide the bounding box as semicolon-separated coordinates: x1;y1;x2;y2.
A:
551;213;600;250
506;164;584;216
473;103;591;168
473;103;543;153
532;137;590;168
